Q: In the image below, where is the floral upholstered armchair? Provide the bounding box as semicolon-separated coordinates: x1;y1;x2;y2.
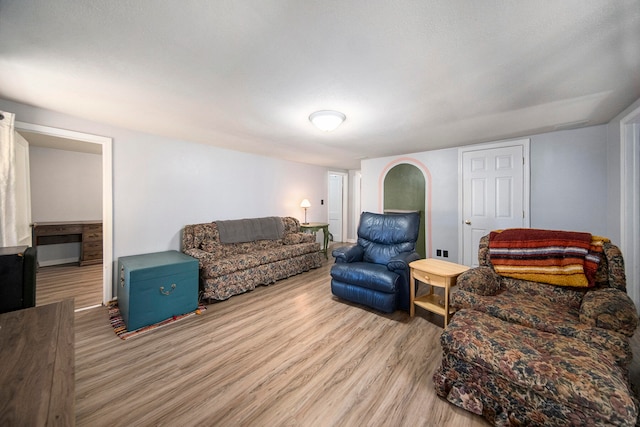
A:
433;229;639;426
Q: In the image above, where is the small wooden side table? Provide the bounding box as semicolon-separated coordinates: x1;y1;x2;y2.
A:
409;258;469;326
300;222;330;259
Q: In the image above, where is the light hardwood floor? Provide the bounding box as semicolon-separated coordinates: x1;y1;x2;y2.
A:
36;263;103;310
40;255;640;426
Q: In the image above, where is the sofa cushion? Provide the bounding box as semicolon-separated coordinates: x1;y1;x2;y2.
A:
200;242;319;279
451;289;632;366
200;253;262;278
499;277;584;310
283;232;315;245
202;252;323;300
200;238;282;258
255;242;319;264
438;309;638;426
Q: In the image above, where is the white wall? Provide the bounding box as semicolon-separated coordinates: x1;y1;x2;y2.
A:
362;124;616;264
529;126;608;235
113;133;329;256
29;146;102;222
0;98;329;295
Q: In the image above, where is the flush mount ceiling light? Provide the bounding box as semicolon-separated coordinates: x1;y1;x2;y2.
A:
309;110;346;132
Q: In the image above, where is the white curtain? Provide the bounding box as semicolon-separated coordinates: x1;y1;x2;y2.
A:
0;110;18;247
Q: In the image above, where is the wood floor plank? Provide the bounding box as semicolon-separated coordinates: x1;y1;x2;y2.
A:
36;263;103;310
61;255;640;426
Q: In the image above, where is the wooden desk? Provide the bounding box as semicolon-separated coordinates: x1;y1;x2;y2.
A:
32;221;103;266
300;222;330;259
0;299;75;426
409;259;469;326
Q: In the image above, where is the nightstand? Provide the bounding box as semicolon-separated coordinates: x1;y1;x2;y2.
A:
409;258;469;326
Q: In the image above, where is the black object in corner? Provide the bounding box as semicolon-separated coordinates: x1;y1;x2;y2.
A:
0;246;37;313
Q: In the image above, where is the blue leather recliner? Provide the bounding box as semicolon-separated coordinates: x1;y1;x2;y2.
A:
330;211;421;313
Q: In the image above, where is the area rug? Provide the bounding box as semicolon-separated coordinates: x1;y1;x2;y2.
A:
108;302;206;340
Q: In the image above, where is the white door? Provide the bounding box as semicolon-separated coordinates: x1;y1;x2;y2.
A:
462;141;529;266
328;173;343;242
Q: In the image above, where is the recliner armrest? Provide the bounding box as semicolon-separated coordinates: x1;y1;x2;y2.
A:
332;245;364;263
580;288;639;337
456;266;502;296
387;251;421;273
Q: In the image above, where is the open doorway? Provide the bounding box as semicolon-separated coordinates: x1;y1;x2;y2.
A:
383;163;426;258
15;122;113;309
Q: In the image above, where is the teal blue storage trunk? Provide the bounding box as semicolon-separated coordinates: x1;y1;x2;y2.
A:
117;250;198;331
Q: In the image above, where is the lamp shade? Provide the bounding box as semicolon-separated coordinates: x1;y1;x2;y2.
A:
300;199;311;208
309;110;346;132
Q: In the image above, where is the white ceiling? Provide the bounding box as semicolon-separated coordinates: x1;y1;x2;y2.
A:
1;1;639;170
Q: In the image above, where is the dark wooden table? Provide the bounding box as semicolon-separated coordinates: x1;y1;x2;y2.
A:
0;299;75;426
32;221;103;266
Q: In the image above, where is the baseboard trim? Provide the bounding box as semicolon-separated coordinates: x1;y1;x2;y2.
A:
39;258;79;267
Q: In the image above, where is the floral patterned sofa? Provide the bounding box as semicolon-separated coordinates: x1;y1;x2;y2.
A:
182;217;322;301
433;229;639;426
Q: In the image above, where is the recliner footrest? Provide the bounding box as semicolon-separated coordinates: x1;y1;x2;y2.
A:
434;309;638;426
330;262;399;293
331;279;397;313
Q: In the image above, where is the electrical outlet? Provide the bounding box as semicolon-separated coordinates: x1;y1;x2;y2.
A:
436;249;442;256
321;199;324;205
443;250;449;258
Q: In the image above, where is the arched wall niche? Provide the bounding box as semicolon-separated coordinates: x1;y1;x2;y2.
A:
378;157;432;258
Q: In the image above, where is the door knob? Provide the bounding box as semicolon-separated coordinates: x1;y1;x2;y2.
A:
464;220;471;225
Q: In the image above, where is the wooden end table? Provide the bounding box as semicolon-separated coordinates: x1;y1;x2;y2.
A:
409;258;469;326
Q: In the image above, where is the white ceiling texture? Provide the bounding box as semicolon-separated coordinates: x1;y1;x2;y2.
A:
1;1;639;170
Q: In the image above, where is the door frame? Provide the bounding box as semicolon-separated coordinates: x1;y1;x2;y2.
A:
327;171;348;244
15;121;113;306
350;171;361;243
620;106;640;311
458;138;530;265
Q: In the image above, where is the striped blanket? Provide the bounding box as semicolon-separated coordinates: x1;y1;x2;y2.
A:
489;229;607;287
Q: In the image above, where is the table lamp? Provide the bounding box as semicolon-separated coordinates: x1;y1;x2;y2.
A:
300;199;311;224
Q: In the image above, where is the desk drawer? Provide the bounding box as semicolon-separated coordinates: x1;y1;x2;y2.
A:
82;249;103;260
83;231;103;242
83;241;102;251
83;224;102;232
35;224;83;236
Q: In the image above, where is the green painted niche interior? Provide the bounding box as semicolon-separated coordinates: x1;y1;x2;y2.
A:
383;163;426;258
